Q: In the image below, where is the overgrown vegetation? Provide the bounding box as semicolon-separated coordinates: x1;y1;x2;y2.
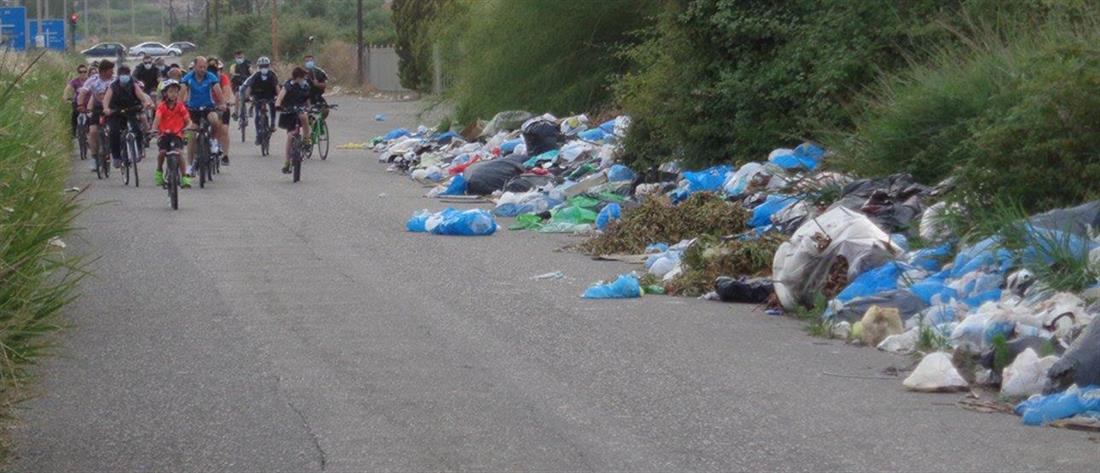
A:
426;0;658;122
0;52;84;460
828;6;1100;212
666;234;785;297
578;193;747;256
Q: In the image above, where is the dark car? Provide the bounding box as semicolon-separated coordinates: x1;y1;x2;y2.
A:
81;42;127;58
168;41;197;54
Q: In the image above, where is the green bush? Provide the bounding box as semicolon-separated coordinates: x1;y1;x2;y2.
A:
830;9;1100;212
0;52;84;459
438;0;658;123
617;0;966;169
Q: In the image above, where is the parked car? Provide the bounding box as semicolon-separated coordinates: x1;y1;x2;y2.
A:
168;41;197;54
128;41;182;57
81;42;127;58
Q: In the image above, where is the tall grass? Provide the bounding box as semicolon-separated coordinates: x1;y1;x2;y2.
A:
0;51;85;459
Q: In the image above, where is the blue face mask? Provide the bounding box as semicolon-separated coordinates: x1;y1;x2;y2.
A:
118;75;131;85
305;60;315;69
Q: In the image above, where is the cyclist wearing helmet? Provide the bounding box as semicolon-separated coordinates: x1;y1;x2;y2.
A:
152;80;193;188
275;67;313;174
241;56;280;142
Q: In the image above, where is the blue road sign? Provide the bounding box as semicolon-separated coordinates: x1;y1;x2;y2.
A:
30;19;66;51
0;6;28;51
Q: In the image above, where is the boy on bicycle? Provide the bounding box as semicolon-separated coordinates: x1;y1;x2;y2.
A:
274;67;312;174
153;80;193;188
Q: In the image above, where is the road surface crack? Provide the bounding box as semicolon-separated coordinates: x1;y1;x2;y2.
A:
287;398;328;470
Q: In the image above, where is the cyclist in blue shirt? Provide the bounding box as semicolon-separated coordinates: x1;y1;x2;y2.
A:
180;56;226;176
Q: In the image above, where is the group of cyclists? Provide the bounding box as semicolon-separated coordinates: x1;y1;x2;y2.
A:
63;49;333;194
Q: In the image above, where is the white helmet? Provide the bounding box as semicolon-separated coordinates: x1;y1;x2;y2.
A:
158;79;181;94
257;56;271;66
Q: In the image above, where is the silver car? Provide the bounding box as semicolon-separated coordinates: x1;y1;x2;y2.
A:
128;42;182;57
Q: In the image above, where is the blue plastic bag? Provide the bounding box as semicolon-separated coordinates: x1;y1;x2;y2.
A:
598;119;617;134
1016;386;1100;426
434;131;459;145
748;195;799;228
908;280;958;305
962;289;1002;308
683;165;733;194
374;113;386;121
382;128;410;141
426;207;501;235
500;138;523;156
578;128;607;142
909;244;953;272
596;203;622;231
836;262;905;302
441;174;467;196
406;211;431;233
583;274;642;299
608;165;636;182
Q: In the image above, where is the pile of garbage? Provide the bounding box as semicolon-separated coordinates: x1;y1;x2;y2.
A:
371;111;1100;429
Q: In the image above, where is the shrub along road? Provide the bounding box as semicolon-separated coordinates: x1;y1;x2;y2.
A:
10;97;1100;472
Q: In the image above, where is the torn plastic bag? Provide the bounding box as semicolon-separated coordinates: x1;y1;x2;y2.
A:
464;155;527;195
559;141;594;163
835;262;906;302
608;165;636;183
903;352;969;392
829;173;931;232
1028;200;1100;238
522;119;561;157
406;210;431;233
481;111;532;137
723;162;789;197
714;277;774;303
560;114;590;136
382;128;411;141
773;207;905;310
683;165;734;194
1046;318;1100;393
578;128;607;142
920;202;952;243
583;274;642;299
767;143;824;171
1015;385;1100;426
771;200;815;234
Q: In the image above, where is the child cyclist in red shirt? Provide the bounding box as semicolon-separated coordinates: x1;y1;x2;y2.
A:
153;80;193;188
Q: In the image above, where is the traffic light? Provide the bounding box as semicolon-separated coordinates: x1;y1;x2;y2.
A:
70;14;78;27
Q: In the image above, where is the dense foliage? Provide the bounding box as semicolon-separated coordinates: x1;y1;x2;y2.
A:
428;0;658;122
392;0;449;91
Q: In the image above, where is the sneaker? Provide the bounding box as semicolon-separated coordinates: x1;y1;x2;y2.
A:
185;165;194;177
181;175;192;188
113;158;123;169
222;155;230;165
281;163;291;174
88;159;99;171
154;170;164;187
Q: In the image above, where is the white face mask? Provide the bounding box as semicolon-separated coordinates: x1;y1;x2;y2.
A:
260;67;269;74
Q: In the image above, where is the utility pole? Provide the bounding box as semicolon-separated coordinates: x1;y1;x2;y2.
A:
271;0;278;61
34;0;41;49
130;0;135;37
107;0;112;38
82;0;87;42
356;0;364;86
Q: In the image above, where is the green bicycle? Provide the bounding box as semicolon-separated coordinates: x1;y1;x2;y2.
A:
307;103;337;161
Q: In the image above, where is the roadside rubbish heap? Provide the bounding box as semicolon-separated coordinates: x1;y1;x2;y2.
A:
371;111;1100;430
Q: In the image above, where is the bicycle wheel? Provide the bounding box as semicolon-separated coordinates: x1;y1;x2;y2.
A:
197;135;208;189
291;135;302;183
127;136;141;187
316;119;329;161
167;165;179;210
77;129;88;160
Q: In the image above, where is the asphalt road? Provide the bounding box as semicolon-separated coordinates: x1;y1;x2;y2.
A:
9;97;1100;472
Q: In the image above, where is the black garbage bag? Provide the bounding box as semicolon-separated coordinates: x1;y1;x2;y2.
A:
830;173;931;232
832;290;928;323
522;120;561;157
715;277;774;303
465;155;527;195
1046;319;1100;393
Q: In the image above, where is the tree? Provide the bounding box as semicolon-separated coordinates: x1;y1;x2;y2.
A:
392;0;447;92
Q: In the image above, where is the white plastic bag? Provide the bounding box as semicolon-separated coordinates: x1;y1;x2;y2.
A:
1001;348;1059;398
877;328;919;354
903;352;968;392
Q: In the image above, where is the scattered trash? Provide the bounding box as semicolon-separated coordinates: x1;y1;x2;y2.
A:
1001;348;1060;398
406;208;497;236
877;328;919;354
859;306;905;347
1015;385;1100;426
375;113;386;121
47;237;66;249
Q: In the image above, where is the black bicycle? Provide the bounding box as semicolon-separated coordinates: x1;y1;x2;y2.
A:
113;105;146;187
162;134;184;210
191;107;218;188
95;119;110;180
254;99;274;157
285;106;311;183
